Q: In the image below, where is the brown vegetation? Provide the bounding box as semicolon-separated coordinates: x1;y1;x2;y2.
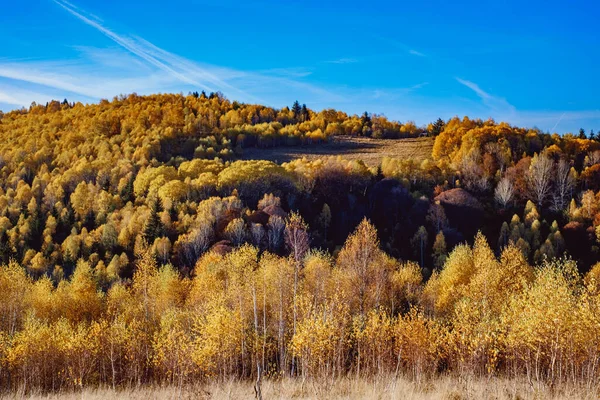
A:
241;136;434;166
4;376;597;400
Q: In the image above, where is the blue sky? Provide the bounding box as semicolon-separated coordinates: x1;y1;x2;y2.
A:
1;0;599;134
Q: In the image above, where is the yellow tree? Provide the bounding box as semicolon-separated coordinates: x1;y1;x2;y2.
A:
337;218;388;318
0;261;30;335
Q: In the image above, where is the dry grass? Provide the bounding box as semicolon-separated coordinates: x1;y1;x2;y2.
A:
4;375;598;400
240;136;434;166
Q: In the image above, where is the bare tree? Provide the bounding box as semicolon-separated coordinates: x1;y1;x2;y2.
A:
528;153;553;207
267;215;285;252
495;176;515;208
461;150;489;192
224;218;247;246
177;222;213;266
411;226;428;269
484;142;510;172
552;159;575;212
250;223;265;248
426;201;448;233
585;150;600;167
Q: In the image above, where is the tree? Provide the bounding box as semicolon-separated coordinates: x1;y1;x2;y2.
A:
432;231;447;269
68;260;103;323
498;222;510;251
360;112;372;137
224;218;246;246
431;118;445;136
426;202;448;233
495;176;514;208
283;212;309;374
300;104;309;122
152;237;171;265
411;226;428;269
528;153;553;207
143;197;165;243
291;101;302;120
249;223;265;248
551;159;575;212
175;222;213;266
337;218;386;318
267;216;285;253
315;203;331;241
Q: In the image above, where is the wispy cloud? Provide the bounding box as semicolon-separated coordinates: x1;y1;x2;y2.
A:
0;0;356;110
551;112;566;132
326;58;358;64
51;0;255;100
0;59;175;100
409;49;425;57
374;36;427;58
455;77;516;114
455;78;492;101
515;110;600;133
59;0;103;22
256;67;313;78
0;91;31;107
0;84;65;108
452;77;600;133
0;0;355;109
410;82;429;90
2;1;597;135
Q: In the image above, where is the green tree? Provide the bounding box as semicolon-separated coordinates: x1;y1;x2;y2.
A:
431;118;445;136
143;197;165;243
291;101;302;120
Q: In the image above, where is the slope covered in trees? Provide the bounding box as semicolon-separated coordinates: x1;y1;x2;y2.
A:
1;93;600;393
0;221;599;392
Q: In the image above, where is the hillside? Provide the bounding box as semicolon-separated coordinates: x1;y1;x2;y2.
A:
1;93;600;394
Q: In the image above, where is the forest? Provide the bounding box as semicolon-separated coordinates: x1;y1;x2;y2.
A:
1;92;600;395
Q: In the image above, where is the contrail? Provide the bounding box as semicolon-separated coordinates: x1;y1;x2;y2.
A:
551;112;566;133
52;0;257;101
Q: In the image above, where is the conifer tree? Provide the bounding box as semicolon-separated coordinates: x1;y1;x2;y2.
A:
143;197;165;243
291;101;301;120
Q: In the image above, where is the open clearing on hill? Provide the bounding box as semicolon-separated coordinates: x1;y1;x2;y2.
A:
240;136;434;166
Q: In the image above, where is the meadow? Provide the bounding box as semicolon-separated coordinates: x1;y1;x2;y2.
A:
241;136;434;166
5;376;597;400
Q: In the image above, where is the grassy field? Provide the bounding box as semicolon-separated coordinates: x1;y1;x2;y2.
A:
7;376;598;400
241;136;434;166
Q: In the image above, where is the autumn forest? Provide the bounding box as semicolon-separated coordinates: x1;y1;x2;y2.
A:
1;93;600;396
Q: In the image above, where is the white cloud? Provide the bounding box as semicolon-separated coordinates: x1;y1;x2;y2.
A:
455;77;516;115
1;1;597;135
51;0;256;100
410;82;429;90
0;1;348;107
326;58;358;64
257;67;313;78
0;85;66;108
373;36;427;58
